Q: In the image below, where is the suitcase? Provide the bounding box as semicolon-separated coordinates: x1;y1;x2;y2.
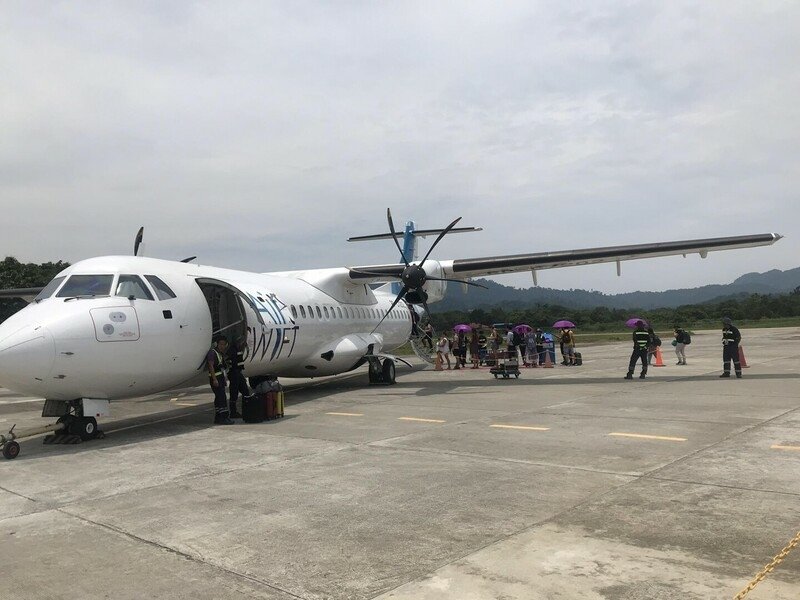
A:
574;352;583;366
275;390;284;417
242;394;266;423
265;391;278;420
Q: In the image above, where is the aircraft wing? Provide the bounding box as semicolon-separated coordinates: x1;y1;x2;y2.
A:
348;233;782;281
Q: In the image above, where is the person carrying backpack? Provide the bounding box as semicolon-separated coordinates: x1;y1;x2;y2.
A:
673;326;690;365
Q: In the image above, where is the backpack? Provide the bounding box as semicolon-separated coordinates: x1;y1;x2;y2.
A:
512;331;523;346
684;332;691;345
653;335;661;347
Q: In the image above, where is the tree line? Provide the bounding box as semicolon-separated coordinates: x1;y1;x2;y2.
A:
0;257;70;323
428;287;800;333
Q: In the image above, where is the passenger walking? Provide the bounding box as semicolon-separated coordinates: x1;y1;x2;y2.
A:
561;328;576;366
646;327;660;365
452;334;462;370
207;336;234;424
525;330;537;367
624;321;650;379
506;328;516;361
720;317;743;378
226;335;250;418
488;327;500;364
674;326;690;365
534;329;545;365
457;332;468;368
422;323;434;351
470;331;480;368
436;334;451;370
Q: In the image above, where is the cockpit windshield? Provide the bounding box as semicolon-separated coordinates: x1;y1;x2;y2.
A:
56;275;114;298
34;276;66;301
115;275;154;300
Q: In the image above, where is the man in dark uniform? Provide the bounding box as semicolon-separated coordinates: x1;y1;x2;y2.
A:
720;317;743;378
227;335;250;418
207;336;233;424
534;328;545;365
624;321;650;379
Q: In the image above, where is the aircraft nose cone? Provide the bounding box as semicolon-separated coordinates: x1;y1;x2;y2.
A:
0;324;55;390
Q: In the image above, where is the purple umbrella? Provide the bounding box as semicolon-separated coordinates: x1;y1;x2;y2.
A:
552;320;576;329
512;324;533;334
625;318;648;328
453;324;472;333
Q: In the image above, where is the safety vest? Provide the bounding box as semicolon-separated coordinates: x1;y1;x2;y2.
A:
231;349;245;371
634;330;650;349
722;328;738;344
209;348;225;378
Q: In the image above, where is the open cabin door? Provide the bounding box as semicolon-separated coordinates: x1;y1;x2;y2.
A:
195;278;267;344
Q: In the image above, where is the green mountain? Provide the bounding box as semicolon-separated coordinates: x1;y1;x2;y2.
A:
433;267;800;312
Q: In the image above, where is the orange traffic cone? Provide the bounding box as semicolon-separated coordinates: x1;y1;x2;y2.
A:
738;346;750;368
653;347;665;367
543;351;554;368
434;353;443;371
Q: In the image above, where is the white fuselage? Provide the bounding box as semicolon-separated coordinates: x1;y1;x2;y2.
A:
0;256;413;401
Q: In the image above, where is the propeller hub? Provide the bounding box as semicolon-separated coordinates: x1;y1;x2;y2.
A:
401;264;426;289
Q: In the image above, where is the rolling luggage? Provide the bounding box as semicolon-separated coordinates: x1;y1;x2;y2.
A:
242;394;266;423
265;391;278;420
574;352;583;366
275;390;284;418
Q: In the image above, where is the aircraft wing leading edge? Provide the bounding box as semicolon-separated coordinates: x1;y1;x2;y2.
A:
347;233;782;282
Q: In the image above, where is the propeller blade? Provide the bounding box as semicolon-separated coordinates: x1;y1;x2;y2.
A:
426;277;488;289
180;256;197;263
350;268;402;279
133;227;144;256
371;286;408;334
419;216;462;267
386;208;410;266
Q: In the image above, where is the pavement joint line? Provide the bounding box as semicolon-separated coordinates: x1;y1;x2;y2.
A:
608;432;688;442
0;483;39;504
325;412;364;417
57;509;309;600
532;410;761;426
647;476;800;498
398;416;446;423
490;424;550;431
771;444;800;451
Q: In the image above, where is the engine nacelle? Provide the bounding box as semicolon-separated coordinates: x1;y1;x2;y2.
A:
421;260;446;303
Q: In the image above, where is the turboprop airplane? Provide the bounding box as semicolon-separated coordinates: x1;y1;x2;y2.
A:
0;209;783;458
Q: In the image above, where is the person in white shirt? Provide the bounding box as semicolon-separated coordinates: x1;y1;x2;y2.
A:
436;335;451;370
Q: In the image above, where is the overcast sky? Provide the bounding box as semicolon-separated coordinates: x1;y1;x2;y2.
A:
2;1;798;294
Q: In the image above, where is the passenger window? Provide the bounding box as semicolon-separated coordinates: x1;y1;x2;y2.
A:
35;276;66;301
316;306;322;319
291;305;298;318
336;307;342;318
115;275;154;300
56;274;113;298
145;275;177;300
299;305;306;318
323;306;329;318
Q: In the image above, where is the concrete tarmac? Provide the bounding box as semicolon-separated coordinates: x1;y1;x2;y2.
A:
0;328;799;599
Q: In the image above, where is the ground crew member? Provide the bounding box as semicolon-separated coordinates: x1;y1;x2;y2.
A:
207;336;233;425
625;321;650;379
534;328;545;365
227;335;250;418
720;317;743;378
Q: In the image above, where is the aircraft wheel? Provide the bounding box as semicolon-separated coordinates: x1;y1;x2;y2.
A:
368;360;381;384
3;441;20;460
69;417;98;441
381;359;396;384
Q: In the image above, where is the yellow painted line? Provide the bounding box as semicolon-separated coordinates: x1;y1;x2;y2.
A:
175;402;198;407
491;424;550;431
609;432;687;442
326;412;364;417
772;444;800;451
399;417;446;423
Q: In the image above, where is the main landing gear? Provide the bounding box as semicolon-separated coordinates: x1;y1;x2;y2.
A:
368;358;396;385
1;399;106;460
